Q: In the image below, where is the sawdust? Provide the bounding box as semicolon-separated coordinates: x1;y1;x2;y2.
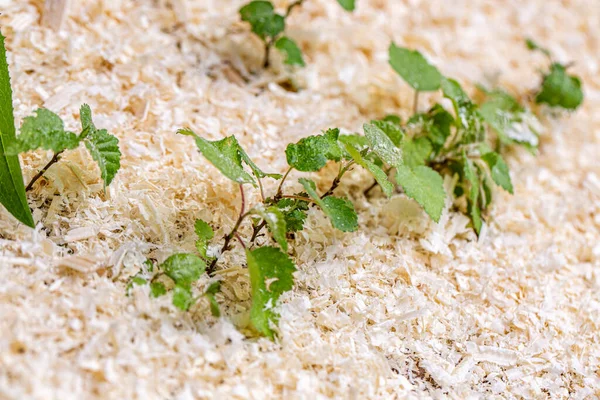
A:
0;0;599;398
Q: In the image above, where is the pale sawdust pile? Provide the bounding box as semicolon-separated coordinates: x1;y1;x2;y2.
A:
0;0;599;398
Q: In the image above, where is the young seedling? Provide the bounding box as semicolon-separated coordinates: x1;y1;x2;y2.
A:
383;43;522;235
0;30;34;227
526;38;584;110
239;0;355;69
6;105;121;192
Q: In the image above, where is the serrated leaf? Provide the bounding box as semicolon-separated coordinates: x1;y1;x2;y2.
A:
80;104;95;134
343;142;393;197
84;128;121;188
363;123;403;168
247;246;296;339
299;178;358;232
239;1;285;40
275;36;305;66
400;137;432;168
274;197;309;232
172;284;194;310
162;253;206;286
179;129;256;186
388;43;442;92
7;108;80;154
285;128;343;172
0;31;33;227
251;205;288;250
204;281;221;317
150;282;167;298
535;63;583;110
336;0;355;11
371;119;404;146
462;153;482;235
481;151;513;194
395;165;445;222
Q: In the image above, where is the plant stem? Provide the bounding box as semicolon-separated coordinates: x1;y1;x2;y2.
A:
281;194;315;203
249;220;267;246
274;167;293;201
320;161;355;199
26;151;63;191
285;0;305;17
207;184;248;276
263;38;273;69
413;90;420;114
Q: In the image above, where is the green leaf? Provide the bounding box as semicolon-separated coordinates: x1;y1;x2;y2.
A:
441;78;484;143
161;253;206;286
535;63;583;110
239;1;285;40
238;145;282;180
251;205;288;251
195;219;214;240
363;123;403;168
172;284;194;310
343;142;393;197
400;137;432;168
79;104;95;134
336;0;355;11
84;128;121;188
246;246;296;339
481;151;513;194
0;31;34;227
179;129;256;186
382;114;401;125
7;109;80;154
388;43;442;91
371;119;404;146
275;37;305;66
273;197;309;232
395;165;445;222
478;89;539;147
285;128;343;172
204;281;221;317
424;104;454;153
462;153;482;235
150;282;167;298
299;178;358;232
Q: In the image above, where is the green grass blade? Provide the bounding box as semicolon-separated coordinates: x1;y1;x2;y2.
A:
0;30;33;227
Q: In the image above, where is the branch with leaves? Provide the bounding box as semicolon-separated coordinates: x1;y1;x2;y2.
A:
5;105;121;192
239;0;355;69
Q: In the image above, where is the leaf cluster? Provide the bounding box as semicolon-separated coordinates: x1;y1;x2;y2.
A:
526;38;584;110
239;0;354;68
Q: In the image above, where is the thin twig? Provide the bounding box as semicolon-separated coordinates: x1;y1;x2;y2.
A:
207;184;248;276
26;151;63;191
363;180;379;197
235;233;247;249
257;176;266;202
250;220;267;245
274;167;293;201
285;0;305;17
